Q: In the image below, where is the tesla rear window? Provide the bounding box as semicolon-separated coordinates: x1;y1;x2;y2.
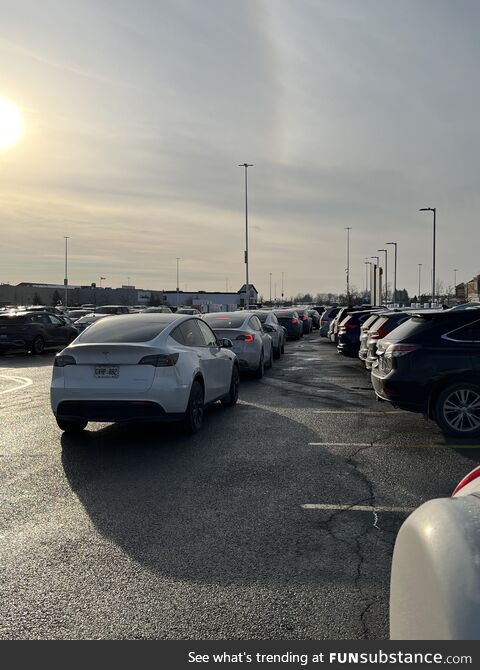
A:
203;315;245;328
79;315;171;342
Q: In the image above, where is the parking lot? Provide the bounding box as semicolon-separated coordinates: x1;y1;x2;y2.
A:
1;331;479;640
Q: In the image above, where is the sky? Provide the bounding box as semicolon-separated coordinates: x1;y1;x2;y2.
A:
1;0;480;299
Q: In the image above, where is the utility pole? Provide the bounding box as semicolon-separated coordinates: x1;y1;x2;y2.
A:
281;272;284;302
176;257;180;309
377;248;388;303
238;163;253;308
386;242;397;304
64;236;69;309
419;208;436;302
269;272;272;303
418;263;422;301
345;227;351;305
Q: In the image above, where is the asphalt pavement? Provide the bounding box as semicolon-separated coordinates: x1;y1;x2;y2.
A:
1;333;479;639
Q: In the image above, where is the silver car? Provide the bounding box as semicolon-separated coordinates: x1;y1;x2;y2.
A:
204;312;273;377
248;310;285;359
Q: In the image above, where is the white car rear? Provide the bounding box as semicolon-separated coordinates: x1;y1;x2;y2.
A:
390;466;480;639
51;314;239;434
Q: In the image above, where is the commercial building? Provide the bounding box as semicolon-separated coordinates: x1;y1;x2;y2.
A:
0;281;259;312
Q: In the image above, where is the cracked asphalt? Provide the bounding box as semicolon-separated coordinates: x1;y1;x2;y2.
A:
1;332;479;639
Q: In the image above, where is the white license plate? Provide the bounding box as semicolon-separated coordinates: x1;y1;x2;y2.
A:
94;366;119;378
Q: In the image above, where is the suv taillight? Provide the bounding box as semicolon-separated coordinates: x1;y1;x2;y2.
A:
138;354;179;366
384;343;420;358
236;333;254;342
452;466;480;496
54;354;77;367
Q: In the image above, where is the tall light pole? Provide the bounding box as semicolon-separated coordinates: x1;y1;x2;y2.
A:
176;257;180;309
238;163;253;308
64;236;69;308
386;242;397;304
377;249;388;303
418;263;422;301
345;227;351;304
453;268;458;303
365;260;372;301
419;208;436;301
281;272;284;302
269;272;272;303
371;256;379;306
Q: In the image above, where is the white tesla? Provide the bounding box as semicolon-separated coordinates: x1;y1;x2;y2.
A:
51;314;239;434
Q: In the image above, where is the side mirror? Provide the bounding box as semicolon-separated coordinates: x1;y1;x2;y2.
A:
218;338;233;348
263;324;274;333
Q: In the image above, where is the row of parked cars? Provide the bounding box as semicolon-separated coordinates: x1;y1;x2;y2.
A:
50;307;324;435
320;302;480;439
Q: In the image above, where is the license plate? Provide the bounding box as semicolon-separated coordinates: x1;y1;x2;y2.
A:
94;366;119;378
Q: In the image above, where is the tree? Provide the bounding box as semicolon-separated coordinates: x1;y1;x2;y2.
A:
52;290;62;306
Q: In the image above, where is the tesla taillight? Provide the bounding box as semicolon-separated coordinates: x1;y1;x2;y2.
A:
291;318;298;325
302;315;307;321
384;343;420;358
452;466;480;496
236;334;254;342
138;353;179;366
54;355;76;367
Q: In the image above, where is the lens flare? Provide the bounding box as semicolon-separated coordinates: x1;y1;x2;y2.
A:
0;97;23;149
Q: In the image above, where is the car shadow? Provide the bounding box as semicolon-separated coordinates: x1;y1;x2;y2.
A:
0;351;58;369
60;402;401;590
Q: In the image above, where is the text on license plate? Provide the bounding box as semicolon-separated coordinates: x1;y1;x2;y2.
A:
94;366;119;378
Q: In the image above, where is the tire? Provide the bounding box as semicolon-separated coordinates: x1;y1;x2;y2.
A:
273;344;281;360
281;339;285;354
221;365;240;407
56;418;87;433
435;383;480;438
254;351;265;379
183;380;205;434
31;336;45;355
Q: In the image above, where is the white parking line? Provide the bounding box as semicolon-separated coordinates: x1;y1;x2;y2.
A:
0;374;33;394
312;410;404;415
308;442;373;447
302;503;416;513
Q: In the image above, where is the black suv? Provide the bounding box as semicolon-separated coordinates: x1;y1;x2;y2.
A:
0;312;78;354
371;308;480;437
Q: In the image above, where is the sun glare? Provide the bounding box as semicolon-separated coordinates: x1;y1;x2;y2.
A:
0;96;23;149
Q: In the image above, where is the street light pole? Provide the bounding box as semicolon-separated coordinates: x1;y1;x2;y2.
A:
281;272;284;302
386;242;397;304
419;208;436;302
345;227;351;304
453;268;458;303
370;256;379;306
239;163;253;308
176;257;180;309
64;236;69;309
269;272;272;303
418;264;422;301
365;260;372;301
377;249;388;303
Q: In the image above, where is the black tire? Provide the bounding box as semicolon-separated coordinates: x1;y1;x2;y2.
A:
435;383;480;438
31;336;45;355
273;344;281;360
254;351;265;379
183;380;205;433
221;365;240;407
281;339;285;354
56;418;87;433
267;345;274;369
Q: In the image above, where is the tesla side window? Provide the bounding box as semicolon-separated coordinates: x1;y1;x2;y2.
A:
179;319;206;347
170;325;186;345
197;320;218;347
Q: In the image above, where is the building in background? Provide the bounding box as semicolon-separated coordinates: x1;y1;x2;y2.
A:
0;282;259;312
455;274;480;303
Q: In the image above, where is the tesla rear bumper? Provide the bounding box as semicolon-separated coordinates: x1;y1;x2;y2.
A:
56;400;184;422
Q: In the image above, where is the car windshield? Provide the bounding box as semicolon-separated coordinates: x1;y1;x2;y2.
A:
79;315;174;342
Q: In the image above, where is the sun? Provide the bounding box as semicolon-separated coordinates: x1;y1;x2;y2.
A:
0;97;23;149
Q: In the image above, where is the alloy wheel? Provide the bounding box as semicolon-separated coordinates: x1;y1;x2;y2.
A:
442;388;480;433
